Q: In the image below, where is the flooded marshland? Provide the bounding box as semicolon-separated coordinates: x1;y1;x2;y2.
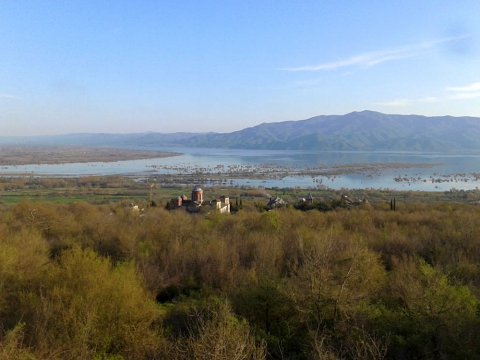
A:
1;147;480;191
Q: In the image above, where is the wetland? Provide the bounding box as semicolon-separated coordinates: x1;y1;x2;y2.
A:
0;146;480;191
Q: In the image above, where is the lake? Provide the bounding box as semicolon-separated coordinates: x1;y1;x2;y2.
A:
1;147;480;191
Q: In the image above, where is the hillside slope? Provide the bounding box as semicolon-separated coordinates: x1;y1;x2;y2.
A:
3;111;480;151
186;111;480;151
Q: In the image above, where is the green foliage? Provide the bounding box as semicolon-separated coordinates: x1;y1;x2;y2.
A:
0;228;50;329
384;259;479;359
232;278;302;359
166;298;266;360
30;248;162;359
294;199;346;212
1;201;480;359
0;324;37;360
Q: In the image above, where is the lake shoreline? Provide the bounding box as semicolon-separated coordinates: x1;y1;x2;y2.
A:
0;147;479;191
0;146;181;166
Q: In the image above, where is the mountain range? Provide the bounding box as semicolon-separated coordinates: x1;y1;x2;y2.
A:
3;111;480;152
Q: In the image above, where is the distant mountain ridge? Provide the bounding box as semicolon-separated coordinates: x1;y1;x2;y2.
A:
185;111;480;151
3;111;480;152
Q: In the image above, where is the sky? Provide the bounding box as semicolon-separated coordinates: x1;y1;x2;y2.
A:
0;1;479;135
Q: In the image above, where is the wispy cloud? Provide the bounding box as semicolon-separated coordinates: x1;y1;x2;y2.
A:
0;93;21;100
282;35;469;72
446;82;480;100
448;91;480;100
446;82;480;93
375;81;480;108
376;97;441;107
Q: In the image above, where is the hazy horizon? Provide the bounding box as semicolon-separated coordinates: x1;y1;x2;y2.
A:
1;109;480;138
1;1;479;136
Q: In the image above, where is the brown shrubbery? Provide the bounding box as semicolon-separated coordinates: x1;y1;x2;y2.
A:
1;201;480;359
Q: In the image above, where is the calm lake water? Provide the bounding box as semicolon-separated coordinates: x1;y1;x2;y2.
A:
1;147;480;191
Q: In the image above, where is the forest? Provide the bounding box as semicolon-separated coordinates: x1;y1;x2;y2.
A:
1;199;480;359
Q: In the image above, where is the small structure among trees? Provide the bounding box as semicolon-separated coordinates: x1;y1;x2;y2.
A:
167;186;230;214
191;185;204;204
266;197;287;210
340;194;369;209
214;196;231;214
294;193;369;212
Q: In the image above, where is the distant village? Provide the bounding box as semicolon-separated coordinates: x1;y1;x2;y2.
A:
162;185;370;214
164;185;308;214
129;184;371;216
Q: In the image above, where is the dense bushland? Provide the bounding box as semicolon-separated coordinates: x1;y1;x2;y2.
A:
1;201;480;359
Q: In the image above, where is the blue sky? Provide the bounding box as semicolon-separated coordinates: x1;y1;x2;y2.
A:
1;1;479;135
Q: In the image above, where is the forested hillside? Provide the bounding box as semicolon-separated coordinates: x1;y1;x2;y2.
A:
186;111;480;151
4;111;480;152
1;202;480;359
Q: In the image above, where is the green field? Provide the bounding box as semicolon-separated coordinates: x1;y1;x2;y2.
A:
1;175;480;208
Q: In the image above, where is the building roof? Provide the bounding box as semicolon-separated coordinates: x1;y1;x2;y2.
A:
267;197;287;208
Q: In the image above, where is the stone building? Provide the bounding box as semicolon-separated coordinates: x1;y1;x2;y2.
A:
167;186;230;214
191;185;204;203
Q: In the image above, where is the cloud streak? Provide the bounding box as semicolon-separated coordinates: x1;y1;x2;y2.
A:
446;82;480;100
283;35;469;72
446;82;480;93
375;81;480;108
